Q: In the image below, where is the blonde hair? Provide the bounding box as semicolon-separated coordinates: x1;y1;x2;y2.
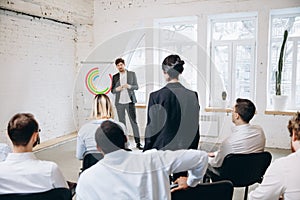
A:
92;94;114;119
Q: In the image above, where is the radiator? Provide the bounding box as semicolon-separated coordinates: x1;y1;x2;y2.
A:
200;115;219;137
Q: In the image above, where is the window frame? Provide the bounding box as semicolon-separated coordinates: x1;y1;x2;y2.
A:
208;14;257;107
154;16;199;91
268;8;300;110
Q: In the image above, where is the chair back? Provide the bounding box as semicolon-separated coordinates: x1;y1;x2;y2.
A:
219;152;272;187
82;151;104;172
0;188;71;200
171;180;233;200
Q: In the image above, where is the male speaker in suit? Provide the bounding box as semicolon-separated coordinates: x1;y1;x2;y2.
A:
111;58;143;150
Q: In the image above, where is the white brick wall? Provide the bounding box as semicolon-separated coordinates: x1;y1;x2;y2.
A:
0;0;93;25
0;0;94;144
0;9;76;143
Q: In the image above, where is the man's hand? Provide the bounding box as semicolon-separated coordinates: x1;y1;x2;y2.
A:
122;84;131;89
116;86;123;92
208;152;215;157
170;176;189;193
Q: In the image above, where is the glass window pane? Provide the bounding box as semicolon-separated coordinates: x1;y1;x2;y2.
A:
212;19;255;40
235;45;252;99
296;41;300;107
211;45;230;106
126;39;146;103
157;17;198;91
271;16;300;38
269;11;300;109
210;14;256;107
282;41;293;96
269;40;281;96
160;24;197;41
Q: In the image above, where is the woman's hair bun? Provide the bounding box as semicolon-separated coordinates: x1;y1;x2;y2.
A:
173;60;184;73
162;54;185;78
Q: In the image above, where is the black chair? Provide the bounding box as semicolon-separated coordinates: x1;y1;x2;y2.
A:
206;152;272;200
171;180;233;200
80;150;104;172
0;188;72;200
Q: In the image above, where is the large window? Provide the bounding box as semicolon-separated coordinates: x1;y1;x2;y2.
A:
155;17;198;91
209;13;257;107
269;8;300;109
124;38;146;104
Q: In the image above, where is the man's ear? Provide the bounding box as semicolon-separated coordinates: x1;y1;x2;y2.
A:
292;130;297;142
233;112;239;120
31;132;38;142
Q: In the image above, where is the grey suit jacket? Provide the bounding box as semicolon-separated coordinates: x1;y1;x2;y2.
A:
111;70;138;104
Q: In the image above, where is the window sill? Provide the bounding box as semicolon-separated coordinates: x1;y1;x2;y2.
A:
135;103;146;109
205;107;232;113
264;110;298;116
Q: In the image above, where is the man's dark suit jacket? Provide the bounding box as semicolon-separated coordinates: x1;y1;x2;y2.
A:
111;70;138;105
144;82;200;151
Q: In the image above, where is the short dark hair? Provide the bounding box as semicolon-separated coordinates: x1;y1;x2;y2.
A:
7;113;39;146
234;98;256;123
115;58;125;66
287;112;300;140
95;120;126;154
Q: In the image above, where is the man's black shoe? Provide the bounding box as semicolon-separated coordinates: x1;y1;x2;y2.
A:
136;143;143;150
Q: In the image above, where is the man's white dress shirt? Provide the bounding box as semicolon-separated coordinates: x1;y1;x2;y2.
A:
119;71;131;104
76;119;129;160
76;149;208;200
249;149;300;200
0;143;11;161
209;124;266;168
0;152;68;194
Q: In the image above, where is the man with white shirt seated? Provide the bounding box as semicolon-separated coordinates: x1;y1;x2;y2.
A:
0;113;68;194
76;120;208;200
249;112;300;200
206;98;266;176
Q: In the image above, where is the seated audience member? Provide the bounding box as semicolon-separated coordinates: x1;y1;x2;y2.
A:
0;113;68;194
0;143;12;161
249;112;300;200
76;120;208;200
76;94;130;160
207;98;266;173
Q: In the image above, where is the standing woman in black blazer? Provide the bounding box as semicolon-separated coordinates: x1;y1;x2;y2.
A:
144;54;200;152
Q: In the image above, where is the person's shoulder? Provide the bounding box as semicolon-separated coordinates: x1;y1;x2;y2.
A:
34;159;60;171
149;88;164;96
83;120;100;128
182;86;197;93
185;88;198;97
78;121;97;135
156;86;171;93
126;70;135;75
269;153;291;170
112;73;119;78
79;162;103;180
149;87;171;100
250;124;264;132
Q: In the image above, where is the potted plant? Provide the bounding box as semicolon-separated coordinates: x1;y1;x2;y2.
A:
273;30;288;110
